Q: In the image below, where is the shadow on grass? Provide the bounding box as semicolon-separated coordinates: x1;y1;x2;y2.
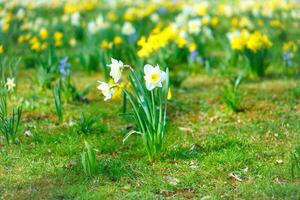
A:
1;156;140;199
164;135;248;161
264;183;300;199
98;158;136;182
244;72;300;84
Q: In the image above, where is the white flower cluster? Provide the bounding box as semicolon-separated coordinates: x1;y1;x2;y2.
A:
97;58;167;101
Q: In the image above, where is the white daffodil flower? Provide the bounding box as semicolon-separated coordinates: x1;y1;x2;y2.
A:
16;9;25;19
144;64;167;91
188;19;201;34
96;15;108;28
71;12;80;26
226;31;241;42
121;22;136;35
97;81;114;101
150;13;159;22
107;58;124;83
5;77;16;91
87;21;97;34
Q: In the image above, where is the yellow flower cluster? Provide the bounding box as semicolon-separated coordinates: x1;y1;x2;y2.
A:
107;12;118;21
17;29;65;52
229;30;249;51
230;17;253;29
114;36;122;45
124;4;157;21
270;20;285;28
1;12;12;33
18;33;32;43
29;36;47;52
54;32;64;47
160;1;183;12
40;28;48;40
107;79;130;100
100;36;123;50
236;0;298;13
64;1;97;14
100;40;112;49
246;32;272;52
229;30;272;52
282;41;297;53
137;25;187;58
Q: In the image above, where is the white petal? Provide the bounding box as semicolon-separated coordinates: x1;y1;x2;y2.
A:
156;82;163;88
144;64;154;75
160;70;167;82
118;60;124;68
111;57;117;64
146;82;154;91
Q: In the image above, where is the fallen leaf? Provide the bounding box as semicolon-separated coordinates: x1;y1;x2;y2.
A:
229;172;242;182
179;127;194;133
276;159;283;164
24;130;32;137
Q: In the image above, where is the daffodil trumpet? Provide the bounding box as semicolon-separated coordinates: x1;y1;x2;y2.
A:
98;58;169;161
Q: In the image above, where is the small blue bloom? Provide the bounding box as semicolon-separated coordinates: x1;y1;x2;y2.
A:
283;52;294;67
158;8;167;15
58;57;71;75
189;51;205;65
128;33;138;44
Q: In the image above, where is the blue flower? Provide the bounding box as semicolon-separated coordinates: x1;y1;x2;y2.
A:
128;33;138;44
189;51;205;65
283;52;294;67
58;57;71;75
158;7;167;15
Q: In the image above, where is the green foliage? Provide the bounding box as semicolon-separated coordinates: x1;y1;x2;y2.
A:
78;50;100;73
65;82;90;103
291;81;300;99
0;93;22;145
291;146;300;179
37;46;58;89
0;56;21;80
222;74;243;112
62;77;81;102
81;141;97;177
244;49;270;77
57;58;90;103
170;70;188;88
123;68;169;161
76;113;96;134
61;71;88;103
98;159;134;181
53;82;63;123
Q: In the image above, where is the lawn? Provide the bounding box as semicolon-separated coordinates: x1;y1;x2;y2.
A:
1;70;299;199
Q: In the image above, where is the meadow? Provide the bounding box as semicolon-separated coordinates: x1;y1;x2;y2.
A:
0;0;300;199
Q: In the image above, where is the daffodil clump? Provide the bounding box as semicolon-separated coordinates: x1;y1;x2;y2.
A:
227;30;273;77
227;30;272;53
0;59;22;145
246;32;273;53
97;58;169;161
137;25;177;58
17;29;64;53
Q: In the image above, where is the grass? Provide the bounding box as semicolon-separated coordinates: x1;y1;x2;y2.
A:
0;70;299;199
